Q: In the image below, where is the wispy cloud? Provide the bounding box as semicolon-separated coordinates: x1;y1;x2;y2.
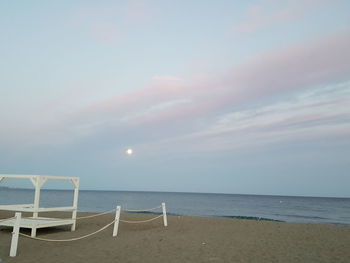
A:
70;0;154;46
196;82;350;142
123;0;153;24
58;31;350;151
71;2;121;45
119;98;192;122
231;0;331;38
2;31;349;154
136;81;350;154
76;30;350;126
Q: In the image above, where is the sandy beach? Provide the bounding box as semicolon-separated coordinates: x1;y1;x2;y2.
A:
0;211;349;263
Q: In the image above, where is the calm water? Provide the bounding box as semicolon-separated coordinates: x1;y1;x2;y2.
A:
0;189;349;225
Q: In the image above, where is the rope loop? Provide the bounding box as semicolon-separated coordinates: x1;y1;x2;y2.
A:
76;209;116;220
120;214;163;224
19;220;116;242
122;205;162;213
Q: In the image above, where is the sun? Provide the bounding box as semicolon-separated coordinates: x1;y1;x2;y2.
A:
126;148;133;156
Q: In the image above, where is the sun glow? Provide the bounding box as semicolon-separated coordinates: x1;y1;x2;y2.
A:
126;148;133;156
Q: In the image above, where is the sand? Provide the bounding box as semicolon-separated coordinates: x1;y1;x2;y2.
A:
0;211;349;263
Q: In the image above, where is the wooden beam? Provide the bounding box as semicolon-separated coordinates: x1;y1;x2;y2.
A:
32;177;41;218
0;174;79;181
113;206;121;237
39;177;48;188
71;178;80;231
10;212;21;257
29;176;37;187
162;203;168;227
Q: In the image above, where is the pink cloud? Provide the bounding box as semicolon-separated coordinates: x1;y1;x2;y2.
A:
137;91;350;154
70;0;154;46
79;75;188;116
90;22;121;45
71;30;350;129
6;31;348;151
123;0;153;24
70;3;122;46
220;30;350;103
231;0;331;37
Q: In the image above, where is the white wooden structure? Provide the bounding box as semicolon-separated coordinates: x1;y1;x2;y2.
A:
0;174;79;237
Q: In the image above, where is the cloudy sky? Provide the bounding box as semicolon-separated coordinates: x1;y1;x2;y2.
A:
1;0;349;197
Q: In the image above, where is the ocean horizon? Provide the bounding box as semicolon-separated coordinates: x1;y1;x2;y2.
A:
2;186;349;199
1;188;349;225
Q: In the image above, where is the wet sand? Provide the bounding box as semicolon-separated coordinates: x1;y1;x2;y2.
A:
0;211;349;263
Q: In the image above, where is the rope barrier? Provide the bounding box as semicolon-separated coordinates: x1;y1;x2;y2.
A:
19;220;116;242
120;214;163;224
18;214;163;242
75;209;116;220
4;203;166;258
122;205;162;212
5;203;166;246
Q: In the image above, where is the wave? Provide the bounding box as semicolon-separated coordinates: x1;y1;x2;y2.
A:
274;214;328;220
124;211;283;222
220;215;283;222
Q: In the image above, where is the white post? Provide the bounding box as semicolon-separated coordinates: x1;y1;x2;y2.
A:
113;206;121;237
71;178;80;231
162;203;168;227
32;177;41;218
31;227;37;238
10;212;21;257
31;177;41;237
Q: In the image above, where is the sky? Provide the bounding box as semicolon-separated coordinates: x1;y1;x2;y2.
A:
0;0;350;197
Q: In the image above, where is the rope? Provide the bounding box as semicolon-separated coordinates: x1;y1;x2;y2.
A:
75;209;116;220
19;220;116;242
18;214;164;241
122;205;162;212
120;214;163;224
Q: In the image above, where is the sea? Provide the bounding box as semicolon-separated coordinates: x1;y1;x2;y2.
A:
0;188;349;225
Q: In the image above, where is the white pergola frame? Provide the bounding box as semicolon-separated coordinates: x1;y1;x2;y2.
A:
0;174;80;237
